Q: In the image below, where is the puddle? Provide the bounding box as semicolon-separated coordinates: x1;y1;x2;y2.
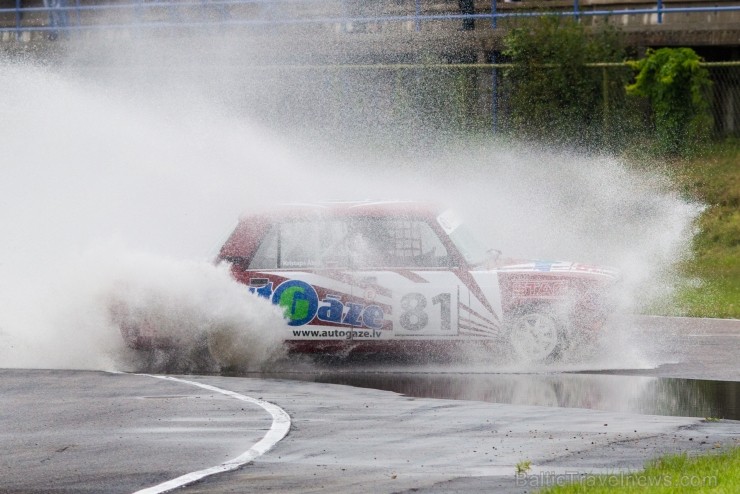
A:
256;371;740;420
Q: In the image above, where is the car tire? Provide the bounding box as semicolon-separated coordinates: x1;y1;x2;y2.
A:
506;306;563;363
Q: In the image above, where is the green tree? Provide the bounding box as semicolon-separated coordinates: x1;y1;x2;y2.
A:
626;47;713;156
503;17;631;149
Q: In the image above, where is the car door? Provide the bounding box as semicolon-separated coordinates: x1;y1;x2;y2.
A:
345;216;466;341
244;217;392;341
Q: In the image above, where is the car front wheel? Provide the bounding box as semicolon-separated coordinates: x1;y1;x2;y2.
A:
507;307;562;363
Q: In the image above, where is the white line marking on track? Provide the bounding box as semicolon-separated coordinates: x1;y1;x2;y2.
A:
132;374;291;494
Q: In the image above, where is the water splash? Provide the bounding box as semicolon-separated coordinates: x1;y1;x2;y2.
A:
0;34;700;373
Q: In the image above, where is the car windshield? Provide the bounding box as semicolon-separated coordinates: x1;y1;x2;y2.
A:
437;210;492;266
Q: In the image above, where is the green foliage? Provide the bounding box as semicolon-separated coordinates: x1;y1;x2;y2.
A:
648;139;740;318
626;48;713;156
676;140;740;317
540;446;740;493
389;62;486;139
502;17;632;149
516;459;532;475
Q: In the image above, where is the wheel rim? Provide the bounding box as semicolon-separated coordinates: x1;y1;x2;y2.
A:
510;312;559;362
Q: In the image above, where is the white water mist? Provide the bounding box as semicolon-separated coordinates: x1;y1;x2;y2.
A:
0;33;700;372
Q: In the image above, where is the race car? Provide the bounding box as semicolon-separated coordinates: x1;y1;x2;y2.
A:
207;201;618;362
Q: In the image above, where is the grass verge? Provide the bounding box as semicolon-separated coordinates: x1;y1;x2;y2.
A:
653;139;740;319
538;446;740;493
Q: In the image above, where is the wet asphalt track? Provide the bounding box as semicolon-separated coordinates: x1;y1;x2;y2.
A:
1;316;738;494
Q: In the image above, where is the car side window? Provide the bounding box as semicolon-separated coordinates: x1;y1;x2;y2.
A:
250;220;350;269
279;221;319;268
349;218;450;268
247;218;449;270
248;224;279;269
391;219;450;268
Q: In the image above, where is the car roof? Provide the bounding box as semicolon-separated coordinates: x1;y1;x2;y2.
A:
222;201;449;261
239;200;442;221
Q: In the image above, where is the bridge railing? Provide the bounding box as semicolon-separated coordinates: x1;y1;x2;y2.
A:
1;0;740;36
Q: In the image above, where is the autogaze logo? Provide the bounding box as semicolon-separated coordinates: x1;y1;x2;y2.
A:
251;279;387;330
271;280;319;326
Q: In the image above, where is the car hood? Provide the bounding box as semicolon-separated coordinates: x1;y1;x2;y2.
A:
493;259;619;279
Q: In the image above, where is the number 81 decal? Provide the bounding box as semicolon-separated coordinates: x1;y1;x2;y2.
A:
396;291;457;335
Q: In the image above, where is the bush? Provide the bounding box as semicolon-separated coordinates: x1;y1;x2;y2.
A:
502;17;632;150
626;47;713;156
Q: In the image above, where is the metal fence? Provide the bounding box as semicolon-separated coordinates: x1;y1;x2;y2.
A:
1;0;740;35
243;61;738;142
706;63;740;137
489;62;740;139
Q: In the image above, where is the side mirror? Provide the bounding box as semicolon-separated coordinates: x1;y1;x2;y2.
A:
488;248;502;262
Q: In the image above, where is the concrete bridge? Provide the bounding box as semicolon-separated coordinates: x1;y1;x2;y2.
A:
0;1;736;135
1;0;738;62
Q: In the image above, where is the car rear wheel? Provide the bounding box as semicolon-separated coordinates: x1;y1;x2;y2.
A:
507;307;562;363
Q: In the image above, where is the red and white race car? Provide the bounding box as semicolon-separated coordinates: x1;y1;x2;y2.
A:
116;201;617;363
201;200;617;362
